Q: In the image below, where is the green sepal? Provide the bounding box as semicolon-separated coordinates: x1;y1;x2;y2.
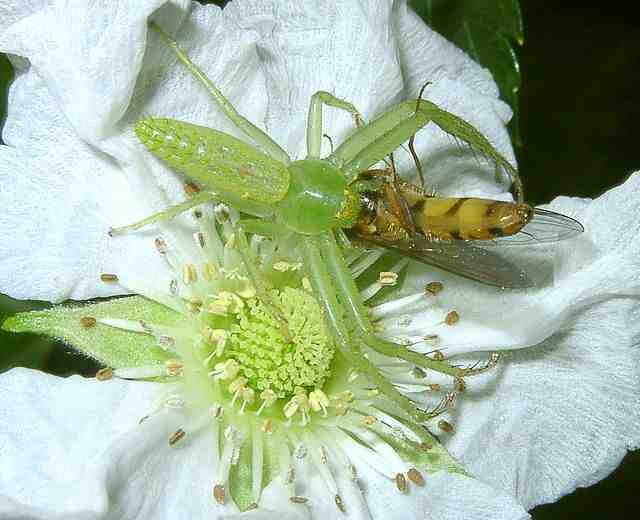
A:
1;296;180;368
412;0;524;145
228;430;283;511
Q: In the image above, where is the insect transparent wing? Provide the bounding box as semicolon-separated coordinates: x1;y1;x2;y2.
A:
352;232;535;289
474;207;584;246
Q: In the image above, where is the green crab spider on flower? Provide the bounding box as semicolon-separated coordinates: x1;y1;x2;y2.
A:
110;21;513;426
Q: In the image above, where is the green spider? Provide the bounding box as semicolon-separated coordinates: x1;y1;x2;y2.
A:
110;22;519;423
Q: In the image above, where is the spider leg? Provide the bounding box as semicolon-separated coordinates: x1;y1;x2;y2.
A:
306;91;364;159
108;191;217;236
298;233;431;423
319;231;496;379
149;22;290;164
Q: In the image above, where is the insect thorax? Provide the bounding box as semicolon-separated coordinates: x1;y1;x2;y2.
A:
276;159;360;234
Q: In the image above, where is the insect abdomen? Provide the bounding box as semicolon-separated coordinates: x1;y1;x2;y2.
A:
135;118;290;204
413;198;532;240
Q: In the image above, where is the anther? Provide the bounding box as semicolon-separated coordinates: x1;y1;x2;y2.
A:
378;271;399;286
165;359;184;377
194;231;206;249
407;468;425;487
417;442;433;452
202;262;218;281
184;182;200;197
80;316;97;329
445;310;459;326
286;466;296;484
213;484;225;505
214;203;231;223
309;389;330;416
193;209;203;219
169;279;178;295
157;334;176;349
454;378;466;393
256;389;277;416
95;367;113;381
183;264;198;284
438;419;454;433
348;463;358;481
431;350;445;361
424;281;444;295
209;404;224;420
395;473;408;493
154;238;168;255
169;428;186;446
361;415;377;428
428;383;441;391
246;503;258;511
289;496;308;504
260;419;274;434
210;359;240;380
335;494;346;513
100;273;119;283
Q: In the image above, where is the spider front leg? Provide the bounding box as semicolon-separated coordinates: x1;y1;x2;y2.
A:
318;231;498;379
306;91;364;158
298;233;433;423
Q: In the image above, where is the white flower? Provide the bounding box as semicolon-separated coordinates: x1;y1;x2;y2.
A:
1;1;639;520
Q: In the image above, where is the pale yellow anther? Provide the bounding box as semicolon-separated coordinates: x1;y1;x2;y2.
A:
241;387;255;404
228;376;248;394
211;359;240;380
378;271;398;286
214;203;231;223
260;389;277;406
165;359;184;377
202;262;218;281
361;415;377;427
208;291;244;315
284;391;310;419
309;389;330;415
261;419;274;434
183;263;198;284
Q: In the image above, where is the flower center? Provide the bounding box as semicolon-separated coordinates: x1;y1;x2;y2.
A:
224;287;334;399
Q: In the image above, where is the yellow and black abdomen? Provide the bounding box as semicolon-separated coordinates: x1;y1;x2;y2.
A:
412;197;533;240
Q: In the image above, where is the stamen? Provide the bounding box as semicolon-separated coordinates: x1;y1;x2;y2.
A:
80;316;97;329
202;262;218;281
154;238;168;255
168;428;186;446
95;367;113;381
100;273;119;283
165;359;184;377
309;389;330;417
194;231;206;249
213;484;225;505
256;389;277;416
407;468;425;487
378;271;399;286
183;264;198;285
438;419;454;433
335;494;346;513
395;473;407;493
444;310;459;326
424;281;444;295
289;496;308;504
210;359;240;380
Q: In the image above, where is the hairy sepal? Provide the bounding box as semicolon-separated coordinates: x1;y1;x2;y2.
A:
1;296;178;368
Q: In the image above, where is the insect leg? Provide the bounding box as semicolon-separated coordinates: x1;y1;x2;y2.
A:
298;233;431;423
306;91;363;159
149;22;290;164
108;191;217;236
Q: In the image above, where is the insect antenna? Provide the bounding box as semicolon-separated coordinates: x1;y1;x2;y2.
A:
408;81;432;189
322;133;334;155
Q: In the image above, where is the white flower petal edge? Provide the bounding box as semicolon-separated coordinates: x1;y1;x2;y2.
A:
227;0;515;197
0;0;190;143
0;368;530;520
387;174;640;508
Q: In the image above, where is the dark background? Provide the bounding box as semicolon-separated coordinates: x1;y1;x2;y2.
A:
0;1;638;518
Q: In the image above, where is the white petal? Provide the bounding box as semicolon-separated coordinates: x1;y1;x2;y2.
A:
0;0;190;143
0;368;243;519
410;175;640;508
391;1;516;196
0;143;173;302
226;0;405;159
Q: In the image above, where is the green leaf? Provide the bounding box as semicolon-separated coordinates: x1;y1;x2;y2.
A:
2;296;181;368
0;53;14;142
411;0;524;145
